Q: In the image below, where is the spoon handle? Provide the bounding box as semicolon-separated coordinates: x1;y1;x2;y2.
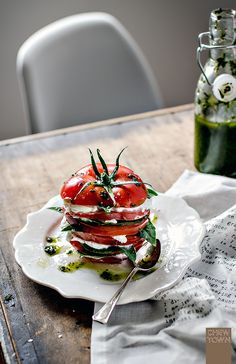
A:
92;266;138;324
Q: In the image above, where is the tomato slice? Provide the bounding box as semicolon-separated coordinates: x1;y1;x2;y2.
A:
65;212;149;236
75;218;148;236
72;231;145;246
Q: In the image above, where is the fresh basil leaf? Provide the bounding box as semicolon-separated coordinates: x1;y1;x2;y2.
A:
120;246;136;262
147;188;158;199
77;242;136;262
76;215;147;226
61;223;82;232
139;220;156;246
82;243;121;256
61;225;73;232
82;243;120;255
48;206;63;213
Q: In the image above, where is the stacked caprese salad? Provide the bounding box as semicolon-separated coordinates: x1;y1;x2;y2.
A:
60;149;159;264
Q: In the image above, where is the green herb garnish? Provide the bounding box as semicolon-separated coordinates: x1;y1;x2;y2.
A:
48;206;63;213
61;224;80;232
139;220;156;246
46;236;58;243
44;244;61;256
120;245;136;262
66;249;74;255
4;294;14;303
147;187;158;199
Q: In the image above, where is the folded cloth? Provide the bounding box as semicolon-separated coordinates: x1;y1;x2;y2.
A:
91;170;236;364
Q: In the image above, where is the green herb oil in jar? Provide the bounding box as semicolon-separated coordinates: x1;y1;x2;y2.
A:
194;115;236;176
194;8;236;177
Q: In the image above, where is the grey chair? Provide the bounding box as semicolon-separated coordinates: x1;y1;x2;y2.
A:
17;12;163;133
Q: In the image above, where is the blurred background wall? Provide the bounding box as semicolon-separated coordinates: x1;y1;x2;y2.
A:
0;0;235;140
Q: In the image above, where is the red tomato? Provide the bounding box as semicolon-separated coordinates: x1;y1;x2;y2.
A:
66;213;148;236
60;164;147;208
78;219;148;236
72;231;145;246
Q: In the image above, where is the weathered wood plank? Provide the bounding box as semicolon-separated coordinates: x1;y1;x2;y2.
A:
0;248;39;364
0;104;193;146
0;106;195;363
0;303;18;364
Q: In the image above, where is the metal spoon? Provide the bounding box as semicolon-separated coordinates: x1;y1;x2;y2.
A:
92;239;161;324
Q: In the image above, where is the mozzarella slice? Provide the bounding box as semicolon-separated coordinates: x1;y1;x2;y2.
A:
113;235;127;244
64;199;150;214
70;236;131;250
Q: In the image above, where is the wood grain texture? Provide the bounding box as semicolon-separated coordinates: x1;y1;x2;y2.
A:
0;293;18;364
0;105;195;363
0;103;193;147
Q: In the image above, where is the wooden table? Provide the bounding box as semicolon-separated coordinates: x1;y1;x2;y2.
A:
0;104;195;364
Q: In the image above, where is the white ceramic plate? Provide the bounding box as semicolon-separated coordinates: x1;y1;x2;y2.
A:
13;194;205;304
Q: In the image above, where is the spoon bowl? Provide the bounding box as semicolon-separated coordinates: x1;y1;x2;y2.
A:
92;239;161;324
134;239;161;270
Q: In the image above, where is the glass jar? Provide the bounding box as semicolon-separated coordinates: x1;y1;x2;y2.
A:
194;8;236;177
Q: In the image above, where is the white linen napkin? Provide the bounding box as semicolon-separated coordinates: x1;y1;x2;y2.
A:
91;170;236;364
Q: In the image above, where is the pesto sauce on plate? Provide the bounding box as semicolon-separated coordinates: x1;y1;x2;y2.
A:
44;244;61;256
44;233;157;282
58;260;131;281
57;260;156;282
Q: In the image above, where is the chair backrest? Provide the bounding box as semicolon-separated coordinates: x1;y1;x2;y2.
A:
17;12;163;133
